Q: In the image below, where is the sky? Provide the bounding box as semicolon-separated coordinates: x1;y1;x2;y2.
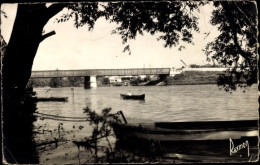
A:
1;2;219;71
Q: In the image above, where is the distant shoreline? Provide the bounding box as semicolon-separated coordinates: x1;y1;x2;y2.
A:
29;70;249;88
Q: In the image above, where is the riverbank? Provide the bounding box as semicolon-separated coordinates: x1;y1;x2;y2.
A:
29;70;228;88
108;71;224;86
166;71;223;85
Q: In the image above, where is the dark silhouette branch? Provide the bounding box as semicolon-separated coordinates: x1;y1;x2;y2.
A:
222;3;251;66
232;29;250;64
40;31;56;42
45;3;67;21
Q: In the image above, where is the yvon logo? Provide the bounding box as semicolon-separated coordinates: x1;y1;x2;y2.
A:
230;138;250;157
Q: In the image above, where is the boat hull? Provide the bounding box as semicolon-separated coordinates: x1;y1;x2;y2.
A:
36;97;68;102
112;120;259;141
120;94;145;100
112;120;259;161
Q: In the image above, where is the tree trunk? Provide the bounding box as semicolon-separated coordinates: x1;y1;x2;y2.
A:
2;4;64;163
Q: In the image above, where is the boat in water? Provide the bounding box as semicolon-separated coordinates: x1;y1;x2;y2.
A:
120;94;145;100
36;97;68;102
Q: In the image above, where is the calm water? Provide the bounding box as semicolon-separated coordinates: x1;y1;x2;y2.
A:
35;84;258;123
33;84;259;163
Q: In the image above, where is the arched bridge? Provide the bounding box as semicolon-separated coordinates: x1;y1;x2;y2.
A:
31;68;171;88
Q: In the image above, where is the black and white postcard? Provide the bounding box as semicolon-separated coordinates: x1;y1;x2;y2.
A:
1;0;259;164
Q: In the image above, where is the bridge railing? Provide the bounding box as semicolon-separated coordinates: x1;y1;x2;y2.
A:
31;68;171;78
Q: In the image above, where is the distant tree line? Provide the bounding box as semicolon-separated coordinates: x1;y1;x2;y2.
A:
189;64;225;68
29;76;155;87
130;75;152;85
29;77;84;88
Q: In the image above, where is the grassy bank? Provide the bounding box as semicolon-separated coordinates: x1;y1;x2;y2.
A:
168;71;224;85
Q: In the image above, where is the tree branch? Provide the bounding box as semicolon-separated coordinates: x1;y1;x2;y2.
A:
44;3;67;22
222;3;251;65
40;31;56;42
234;2;254;27
231;24;251;65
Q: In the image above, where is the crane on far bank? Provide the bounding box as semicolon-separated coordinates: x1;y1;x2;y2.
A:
180;59;188;68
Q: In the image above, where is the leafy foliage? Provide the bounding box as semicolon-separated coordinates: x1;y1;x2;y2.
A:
67;77;84;86
49;77;62;88
189;64;224;68
29;78;50;87
73;107;121;161
56;3;101;30
204;1;257;91
33;77;84;88
102;1;201;52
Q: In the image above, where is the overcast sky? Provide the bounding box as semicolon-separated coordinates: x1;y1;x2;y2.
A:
1;3;219;71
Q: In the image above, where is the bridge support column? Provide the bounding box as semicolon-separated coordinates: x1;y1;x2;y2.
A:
84;75;97;89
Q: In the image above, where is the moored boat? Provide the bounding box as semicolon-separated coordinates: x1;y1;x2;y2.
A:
112;120;259;141
111;111;259;161
36;97;68;102
120;94;145;100
112;120;259;161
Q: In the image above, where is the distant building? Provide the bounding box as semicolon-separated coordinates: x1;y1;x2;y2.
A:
109;76;122;83
121;76;134;81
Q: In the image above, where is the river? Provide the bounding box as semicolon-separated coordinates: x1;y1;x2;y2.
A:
33;84;258;163
35;84;258;122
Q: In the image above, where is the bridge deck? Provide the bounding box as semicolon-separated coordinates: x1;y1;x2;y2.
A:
31;68;171;78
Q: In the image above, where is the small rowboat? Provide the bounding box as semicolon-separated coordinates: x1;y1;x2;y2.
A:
120;94;145;100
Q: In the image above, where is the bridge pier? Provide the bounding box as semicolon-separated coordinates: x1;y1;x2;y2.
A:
84;75;97;89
